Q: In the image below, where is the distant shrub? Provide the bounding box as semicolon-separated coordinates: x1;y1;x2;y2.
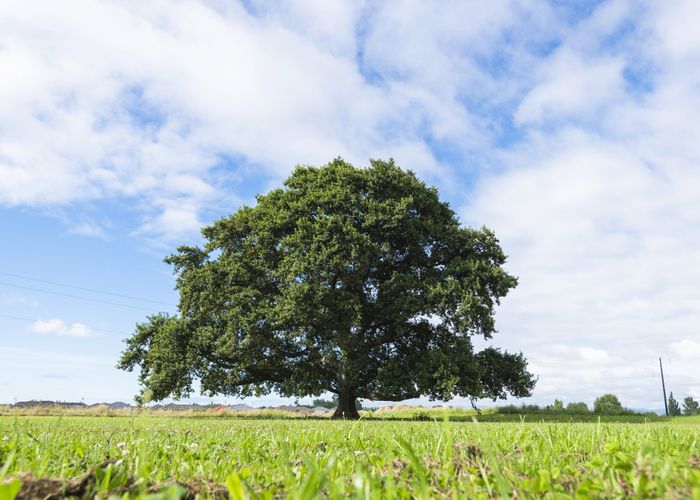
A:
549;399;564;411
594;394;624;414
497;405;526;414
412;411;432;421
566;402;589;414
496;404;549;414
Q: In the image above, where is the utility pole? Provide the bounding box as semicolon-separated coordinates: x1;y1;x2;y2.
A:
659;357;669;417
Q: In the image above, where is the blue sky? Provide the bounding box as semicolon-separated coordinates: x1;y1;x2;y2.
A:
1;0;699;409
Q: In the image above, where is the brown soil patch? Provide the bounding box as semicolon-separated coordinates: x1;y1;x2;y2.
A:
15;460;117;499
146;480;228;499
12;465;228;499
15;475;88;500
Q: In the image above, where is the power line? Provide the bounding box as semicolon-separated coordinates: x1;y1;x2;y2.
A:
0;271;176;307
0;281;166;312
0;312;129;336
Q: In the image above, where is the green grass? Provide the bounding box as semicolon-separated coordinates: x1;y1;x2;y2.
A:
1;416;699;498
367;407;666;423
669;415;700;425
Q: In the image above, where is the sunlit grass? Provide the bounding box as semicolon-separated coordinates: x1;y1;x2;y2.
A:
1;416;699;498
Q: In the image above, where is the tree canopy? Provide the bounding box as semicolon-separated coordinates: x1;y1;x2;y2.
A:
566;402;589;414
118;158;535;418
682;396;699;416
593;394;624;414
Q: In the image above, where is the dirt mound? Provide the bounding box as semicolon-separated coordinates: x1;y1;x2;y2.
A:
16;474;92;499
11;461;228;499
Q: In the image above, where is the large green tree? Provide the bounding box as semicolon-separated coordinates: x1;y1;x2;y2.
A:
119;158;535;418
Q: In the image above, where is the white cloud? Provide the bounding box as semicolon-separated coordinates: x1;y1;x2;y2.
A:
0;0;558;243
70;222;108;238
578;348;619;365
515;49;625;124
670;340;700;360
135;203;204;244
361;0;558;146
246;0;361;58
29;319;93;338
0;0;395;242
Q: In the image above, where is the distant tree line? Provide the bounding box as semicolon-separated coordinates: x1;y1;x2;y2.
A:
498;393;700;417
499;394;655;416
667;393;698;417
313;392;699;417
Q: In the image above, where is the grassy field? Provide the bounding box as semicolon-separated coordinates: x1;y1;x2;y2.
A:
367;406;666;424
0;404;667;424
1;416;699;498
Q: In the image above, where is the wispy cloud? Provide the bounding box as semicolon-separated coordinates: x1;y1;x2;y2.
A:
69;221;108;239
0;293;38;307
29;319;93;338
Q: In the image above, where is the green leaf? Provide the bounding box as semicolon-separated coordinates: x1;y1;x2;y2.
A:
0;479;21;500
226;472;247;500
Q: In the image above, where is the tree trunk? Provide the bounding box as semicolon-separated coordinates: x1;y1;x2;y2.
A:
332;389;360;419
